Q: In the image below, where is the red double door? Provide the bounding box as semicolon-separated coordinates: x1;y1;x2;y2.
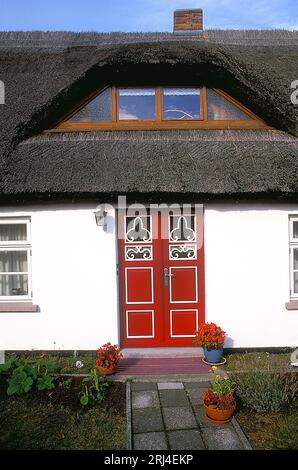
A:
119;209;204;347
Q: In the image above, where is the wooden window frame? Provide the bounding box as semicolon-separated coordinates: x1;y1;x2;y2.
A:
47;86;270;133
0;218;32;301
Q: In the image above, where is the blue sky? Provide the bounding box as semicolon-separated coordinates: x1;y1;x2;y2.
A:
0;0;297;31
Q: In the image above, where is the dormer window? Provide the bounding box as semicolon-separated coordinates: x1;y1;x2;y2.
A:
51;86;268;132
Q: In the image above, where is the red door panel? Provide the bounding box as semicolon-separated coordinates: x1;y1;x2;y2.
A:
119;208;204;347
125;268;153;304
170;267;198;303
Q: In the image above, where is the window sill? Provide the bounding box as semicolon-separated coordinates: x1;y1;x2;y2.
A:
0;302;39;312
285;300;298;310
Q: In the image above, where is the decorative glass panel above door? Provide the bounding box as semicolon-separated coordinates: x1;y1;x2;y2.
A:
207;89;251;120
169;215;196;242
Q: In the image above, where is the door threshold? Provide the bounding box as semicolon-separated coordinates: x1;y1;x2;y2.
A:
121;347;203;358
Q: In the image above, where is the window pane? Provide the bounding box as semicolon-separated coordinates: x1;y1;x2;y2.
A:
118;88;156;120
0;224;27;242
207;89;251;120
294;272;298;293
293;221;298;239
0;274;28;296
163;88;201;120
0;251;28;273
293;249;298;270
68;88;112;122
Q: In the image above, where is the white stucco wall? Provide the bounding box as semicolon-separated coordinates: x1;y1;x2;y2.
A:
0;204;119;350
204;203;298;348
0;202;298;350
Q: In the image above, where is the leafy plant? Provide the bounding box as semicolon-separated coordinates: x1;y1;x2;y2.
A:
79;368;110;407
2;357;58;396
193;322;226;350
7;367;34;396
203;388;236;410
36;373;55;391
235;372;298;413
203;369;236;410
211;373;236;396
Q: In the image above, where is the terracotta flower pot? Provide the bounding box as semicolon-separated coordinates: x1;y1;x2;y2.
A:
203;403;235;424
97;365;115;375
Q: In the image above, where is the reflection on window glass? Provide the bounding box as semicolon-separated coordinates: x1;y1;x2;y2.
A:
68;88;112;122
207;89;251;120
163;88;201;120
118;88;156;120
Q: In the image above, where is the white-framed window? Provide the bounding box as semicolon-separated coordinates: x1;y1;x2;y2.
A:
289;216;298;298
0;218;32;300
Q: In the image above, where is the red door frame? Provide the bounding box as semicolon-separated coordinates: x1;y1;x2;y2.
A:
118;207;205;348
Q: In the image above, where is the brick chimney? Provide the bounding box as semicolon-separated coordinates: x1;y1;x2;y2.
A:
173;9;203;34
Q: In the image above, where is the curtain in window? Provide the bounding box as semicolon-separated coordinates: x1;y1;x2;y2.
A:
0;224;27;241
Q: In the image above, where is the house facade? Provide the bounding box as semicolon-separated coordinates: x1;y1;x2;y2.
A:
0;10;297;351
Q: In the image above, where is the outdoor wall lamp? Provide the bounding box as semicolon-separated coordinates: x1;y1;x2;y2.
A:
94;205;108;228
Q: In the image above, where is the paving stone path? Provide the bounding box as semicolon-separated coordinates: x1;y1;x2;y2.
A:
131;381;247;450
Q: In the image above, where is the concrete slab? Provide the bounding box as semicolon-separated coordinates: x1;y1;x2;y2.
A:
132;391;159;409
187;388;206;406
134;432;168;450
194;405;221;429
163;407;197;430
159;389;189;407
168;429;205;450
183;381;211;390
158;382;184;390
133;407;164;433
202;427;244;450
131;382;157;391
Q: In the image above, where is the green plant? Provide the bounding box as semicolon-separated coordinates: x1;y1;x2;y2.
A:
3;358;58;396
203;369;236;410
7;366;35;396
58;378;72;389
211;373;236;396
203;388;236;410
79;368;110;406
36;373;55;391
235;372;298;413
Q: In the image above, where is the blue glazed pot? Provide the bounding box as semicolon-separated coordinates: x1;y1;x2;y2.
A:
203;347;223;363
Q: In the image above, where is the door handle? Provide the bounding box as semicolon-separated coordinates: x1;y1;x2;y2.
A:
163;267;175;287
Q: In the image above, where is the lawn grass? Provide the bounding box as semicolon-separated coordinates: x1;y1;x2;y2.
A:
236;409;298;450
0;376;126;450
223;352;292;372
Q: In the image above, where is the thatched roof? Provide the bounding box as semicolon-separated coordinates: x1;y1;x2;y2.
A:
0;30;297;202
